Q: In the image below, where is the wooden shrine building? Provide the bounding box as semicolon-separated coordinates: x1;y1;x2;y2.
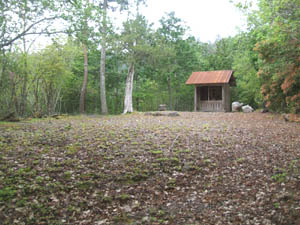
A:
186;70;235;112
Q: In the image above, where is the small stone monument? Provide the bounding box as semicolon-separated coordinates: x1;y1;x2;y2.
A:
158;104;167;111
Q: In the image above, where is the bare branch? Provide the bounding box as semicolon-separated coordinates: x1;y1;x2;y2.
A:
0;16;59;49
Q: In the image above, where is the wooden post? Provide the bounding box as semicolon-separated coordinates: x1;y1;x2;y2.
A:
194;86;197;112
207;86;210;101
225;84;230;112
222;84;226;112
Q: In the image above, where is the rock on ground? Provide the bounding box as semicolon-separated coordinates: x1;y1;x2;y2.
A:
242;105;254;113
232;102;243;112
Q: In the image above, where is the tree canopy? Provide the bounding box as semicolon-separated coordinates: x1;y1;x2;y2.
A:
1;0;299;117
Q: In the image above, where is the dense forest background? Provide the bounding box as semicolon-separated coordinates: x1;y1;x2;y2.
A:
0;0;299;117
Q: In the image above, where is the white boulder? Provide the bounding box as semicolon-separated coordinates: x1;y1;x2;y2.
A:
242;105;254;113
232;102;243;112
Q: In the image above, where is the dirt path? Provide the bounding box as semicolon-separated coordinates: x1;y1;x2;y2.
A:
0;112;300;224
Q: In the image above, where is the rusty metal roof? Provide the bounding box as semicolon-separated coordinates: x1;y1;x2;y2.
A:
185;70;234;85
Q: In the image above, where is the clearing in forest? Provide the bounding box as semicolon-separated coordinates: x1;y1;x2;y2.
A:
0;112;300;224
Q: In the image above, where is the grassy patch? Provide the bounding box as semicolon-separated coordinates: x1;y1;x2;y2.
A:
0;186;17;201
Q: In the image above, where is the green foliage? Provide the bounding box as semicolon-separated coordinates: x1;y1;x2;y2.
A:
252;0;300;113
0;186;17;201
133;79;160;111
272;172;287;183
32;40;76;115
0;0;62;49
120;14;154;64
232;33;262;108
5;0;300;115
117;193;131;202
150;13;200;110
151;150;163;155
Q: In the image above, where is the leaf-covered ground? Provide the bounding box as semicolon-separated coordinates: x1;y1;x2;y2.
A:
0;112;300;225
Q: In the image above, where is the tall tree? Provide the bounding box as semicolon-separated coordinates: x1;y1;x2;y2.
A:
65;0;103;114
157;12;186;110
121;14;152;114
79;0;91;114
80;42;89;113
20;4;29;115
99;0;133;114
99;0;109;114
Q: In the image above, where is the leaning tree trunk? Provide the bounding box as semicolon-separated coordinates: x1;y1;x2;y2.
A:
99;0;108;114
79;44;88;114
123;63;134;114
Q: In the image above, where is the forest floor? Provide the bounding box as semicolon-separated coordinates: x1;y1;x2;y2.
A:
0;112;300;225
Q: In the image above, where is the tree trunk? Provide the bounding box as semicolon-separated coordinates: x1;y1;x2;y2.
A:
33;76;41;116
79;0;90;114
19;6;29;116
99;0;108;114
168;75;172;110
0;54;5;89
20;62;28;115
80;43;88;114
8;71;18;113
135;72;139;111
20;36;28;116
100;43;108;114
123;63;134;114
114;88;119;114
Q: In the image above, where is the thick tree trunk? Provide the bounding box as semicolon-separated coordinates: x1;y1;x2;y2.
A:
99;0;108;114
80;44;88;114
123;63;134;114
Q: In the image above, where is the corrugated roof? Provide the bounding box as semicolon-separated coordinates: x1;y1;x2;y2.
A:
185;70;234;85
